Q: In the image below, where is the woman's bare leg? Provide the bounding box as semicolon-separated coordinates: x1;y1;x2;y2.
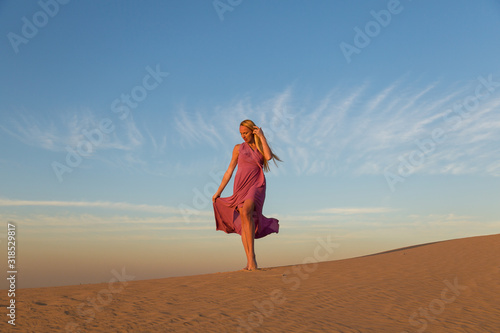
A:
241;199;257;270
241;231;250;270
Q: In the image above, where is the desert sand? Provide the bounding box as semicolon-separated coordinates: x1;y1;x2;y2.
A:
1;233;499;332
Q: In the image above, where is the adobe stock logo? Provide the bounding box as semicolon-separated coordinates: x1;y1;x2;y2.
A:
51;64;169;182
237;235;340;332
213;0;243;21
7;0;71;54
340;0;410;64
384;74;499;192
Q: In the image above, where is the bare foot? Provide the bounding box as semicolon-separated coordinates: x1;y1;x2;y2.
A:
247;261;258;271
242;256;258;271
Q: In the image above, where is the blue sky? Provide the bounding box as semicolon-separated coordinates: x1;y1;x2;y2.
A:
1;0;500;288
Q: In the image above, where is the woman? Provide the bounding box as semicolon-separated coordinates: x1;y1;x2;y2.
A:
212;119;281;271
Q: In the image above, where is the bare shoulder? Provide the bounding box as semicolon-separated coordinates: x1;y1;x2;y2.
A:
231;144;241;159
228;144;241;168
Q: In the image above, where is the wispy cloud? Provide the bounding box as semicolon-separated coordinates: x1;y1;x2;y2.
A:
0;198;186;215
0;108;145;153
317;207;397;215
6;76;498;179
263;211;500;242
174;76;500;177
0;112;72;151
1;212;213;227
174;108;225;149
2;209;497;244
0;212;215;242
0;107;174;176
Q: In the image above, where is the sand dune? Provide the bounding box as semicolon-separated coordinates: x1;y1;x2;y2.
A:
1;233;499;332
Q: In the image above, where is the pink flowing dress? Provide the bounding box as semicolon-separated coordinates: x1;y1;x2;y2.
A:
213;142;279;239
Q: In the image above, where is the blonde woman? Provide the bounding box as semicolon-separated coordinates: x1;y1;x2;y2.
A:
212;119;281;271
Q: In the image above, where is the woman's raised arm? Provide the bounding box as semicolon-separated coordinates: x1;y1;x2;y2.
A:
253;127;272;160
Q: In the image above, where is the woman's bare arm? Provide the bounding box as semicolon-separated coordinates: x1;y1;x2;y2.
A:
253;127;272;160
212;144;240;202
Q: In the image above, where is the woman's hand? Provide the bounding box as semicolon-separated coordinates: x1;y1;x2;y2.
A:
253;126;265;139
212;193;220;203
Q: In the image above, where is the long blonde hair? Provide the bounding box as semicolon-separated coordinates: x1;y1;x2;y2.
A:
240;119;282;172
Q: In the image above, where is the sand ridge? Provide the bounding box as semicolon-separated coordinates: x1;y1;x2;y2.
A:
1;233;499;332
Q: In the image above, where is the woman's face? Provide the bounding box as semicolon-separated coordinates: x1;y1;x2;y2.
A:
240;125;254;144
